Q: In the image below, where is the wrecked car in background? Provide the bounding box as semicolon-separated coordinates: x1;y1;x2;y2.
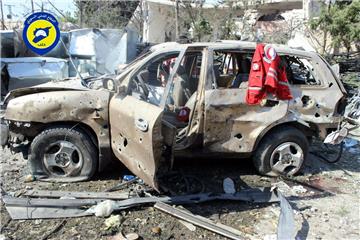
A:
0;41;348;190
0;28;139;99
1;57;69;98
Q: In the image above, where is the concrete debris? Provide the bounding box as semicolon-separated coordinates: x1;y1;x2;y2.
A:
88;200;117;217
223;177;236;194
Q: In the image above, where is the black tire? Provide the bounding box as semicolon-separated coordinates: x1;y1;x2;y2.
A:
28;126;97;182
253;126;309;177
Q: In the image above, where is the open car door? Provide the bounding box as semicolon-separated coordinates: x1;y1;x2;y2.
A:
109;48;187;190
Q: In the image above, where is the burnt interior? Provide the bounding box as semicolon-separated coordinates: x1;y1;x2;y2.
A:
211;50;320;88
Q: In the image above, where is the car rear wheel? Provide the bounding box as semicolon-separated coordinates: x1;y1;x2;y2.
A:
28;126;97;181
253;126;309;177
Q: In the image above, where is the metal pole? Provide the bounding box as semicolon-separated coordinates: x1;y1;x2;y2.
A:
31;0;34;13
175;0;179;39
0;0;5;30
78;0;83;28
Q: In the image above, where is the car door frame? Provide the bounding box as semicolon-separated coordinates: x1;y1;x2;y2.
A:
203;46;290;154
108;47;187;190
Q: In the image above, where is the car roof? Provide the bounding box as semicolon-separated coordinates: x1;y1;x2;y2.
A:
150;41;317;58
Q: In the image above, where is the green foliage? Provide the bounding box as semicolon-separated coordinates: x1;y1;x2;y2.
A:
215;0;244;40
310;1;360;54
219;18;239;40
193;16;213;41
74;0;139;28
180;1;213;41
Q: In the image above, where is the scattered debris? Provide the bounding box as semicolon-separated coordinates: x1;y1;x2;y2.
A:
105;177;140;192
23;190;129;200
110;232;127;240
23;174;36;183
271;181;292;196
223;177;236;194
154;202;244;240
123;175;136;181
291;185;307;195
179;219;196;231
89;200;117;217
40;220;67;240
110;232;140;240
124;233;139;240
344;138;358;148
151;226;162;234
3;188;279;220
104;215;122;230
276;190;295;240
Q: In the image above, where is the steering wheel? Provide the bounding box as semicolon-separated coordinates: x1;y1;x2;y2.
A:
135;73;149;99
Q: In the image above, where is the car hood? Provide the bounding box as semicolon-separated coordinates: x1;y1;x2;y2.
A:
3;76;116;106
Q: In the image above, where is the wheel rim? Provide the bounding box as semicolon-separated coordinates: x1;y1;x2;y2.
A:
43;140;83;177
270;142;304;175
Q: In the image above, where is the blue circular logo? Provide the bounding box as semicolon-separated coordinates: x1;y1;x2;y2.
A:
23;12;60;55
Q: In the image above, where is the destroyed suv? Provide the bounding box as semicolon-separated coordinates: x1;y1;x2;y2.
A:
1;42;347;189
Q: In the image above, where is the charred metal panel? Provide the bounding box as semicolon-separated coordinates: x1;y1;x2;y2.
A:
204;87;289;153
109;95;163;190
287;54;345;138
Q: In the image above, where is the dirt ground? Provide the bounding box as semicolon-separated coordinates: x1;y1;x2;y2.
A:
0;140;359;240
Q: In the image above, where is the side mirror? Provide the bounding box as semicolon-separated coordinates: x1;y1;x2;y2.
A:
103;78;116;91
117;85;126;95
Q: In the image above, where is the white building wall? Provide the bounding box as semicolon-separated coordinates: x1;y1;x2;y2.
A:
143;1;176;43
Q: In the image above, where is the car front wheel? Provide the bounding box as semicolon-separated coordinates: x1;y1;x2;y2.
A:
253;126;309;177
28;126;97;181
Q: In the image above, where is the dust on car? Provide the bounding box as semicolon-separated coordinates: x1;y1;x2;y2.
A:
0;41;347;189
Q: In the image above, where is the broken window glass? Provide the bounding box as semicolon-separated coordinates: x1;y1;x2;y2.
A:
213;51;252;88
283;56;320;85
129;52;180;105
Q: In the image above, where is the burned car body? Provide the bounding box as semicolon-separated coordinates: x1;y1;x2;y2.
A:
1;42;347;189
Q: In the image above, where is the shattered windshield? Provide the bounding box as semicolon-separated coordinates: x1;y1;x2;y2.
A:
119;50;152;72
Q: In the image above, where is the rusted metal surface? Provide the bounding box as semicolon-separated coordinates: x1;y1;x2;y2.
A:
204;86;288;153
203;44;346;153
4;86;112;170
109;95;164;190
